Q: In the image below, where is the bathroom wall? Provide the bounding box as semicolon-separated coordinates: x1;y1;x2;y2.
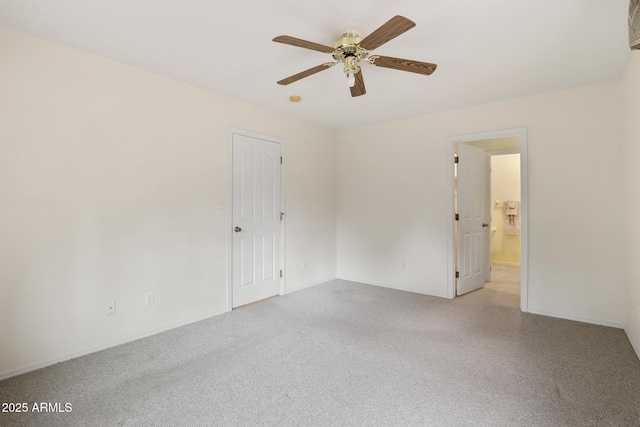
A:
490;154;521;265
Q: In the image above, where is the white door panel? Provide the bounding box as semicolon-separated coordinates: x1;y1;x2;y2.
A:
232;133;281;308
457;144;487;295
485;157;492;282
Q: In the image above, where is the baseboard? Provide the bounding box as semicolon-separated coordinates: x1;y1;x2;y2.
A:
284;277;336;294
336;276;449;299
0;307;228;381
527;307;625;329
491;261;521;267
624;324;640;362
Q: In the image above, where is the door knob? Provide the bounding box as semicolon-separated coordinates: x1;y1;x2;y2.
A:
234;226;242;232
482;223;489;227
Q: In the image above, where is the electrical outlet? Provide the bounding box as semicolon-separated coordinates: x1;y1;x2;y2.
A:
402;262;407;270
145;292;154;306
106;300;116;315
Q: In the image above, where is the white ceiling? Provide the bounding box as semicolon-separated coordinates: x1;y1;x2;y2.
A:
0;0;632;130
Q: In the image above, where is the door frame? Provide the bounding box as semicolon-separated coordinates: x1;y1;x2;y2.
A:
446;127;528;312
227;128;285;311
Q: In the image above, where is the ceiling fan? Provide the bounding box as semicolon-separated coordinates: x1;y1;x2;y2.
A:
273;15;437;97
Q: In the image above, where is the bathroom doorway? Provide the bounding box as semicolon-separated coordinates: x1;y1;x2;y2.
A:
447;127;528;312
487;153;521;297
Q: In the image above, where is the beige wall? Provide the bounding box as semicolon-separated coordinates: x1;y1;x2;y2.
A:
2;27;639;378
490;154;521;265
623;51;640;357
0;27;337;378
337;81;625;325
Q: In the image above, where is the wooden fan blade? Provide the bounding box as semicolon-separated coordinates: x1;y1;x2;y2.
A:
273;35;335;53
350;70;366;97
277;63;334;85
358;16;416;51
370;55;437;75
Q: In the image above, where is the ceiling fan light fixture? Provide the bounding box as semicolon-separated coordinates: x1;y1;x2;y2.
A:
273;15;435;97
346;70;356;87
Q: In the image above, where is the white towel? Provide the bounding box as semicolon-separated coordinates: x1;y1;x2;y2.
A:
504;219;520;235
504;200;520;235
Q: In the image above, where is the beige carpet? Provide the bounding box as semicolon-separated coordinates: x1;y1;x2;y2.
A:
1;275;639;426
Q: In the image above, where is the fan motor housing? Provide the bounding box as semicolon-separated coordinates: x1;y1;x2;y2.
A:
333;32;361;49
332;32;369;62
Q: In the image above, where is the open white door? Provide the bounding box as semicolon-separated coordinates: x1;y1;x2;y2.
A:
232;132;282;308
485;156;492;282
457;144;488;295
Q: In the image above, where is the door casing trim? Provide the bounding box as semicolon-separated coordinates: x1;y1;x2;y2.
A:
446;127;528;312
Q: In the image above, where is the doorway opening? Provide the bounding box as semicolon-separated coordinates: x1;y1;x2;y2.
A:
486;152;522;299
447;128;528;312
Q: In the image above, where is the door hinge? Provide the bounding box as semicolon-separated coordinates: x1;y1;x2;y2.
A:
454;155;459;164
280;270;283;278
280;212;284;221
455;213;459;221
280;156;283;164
455;271;459;279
